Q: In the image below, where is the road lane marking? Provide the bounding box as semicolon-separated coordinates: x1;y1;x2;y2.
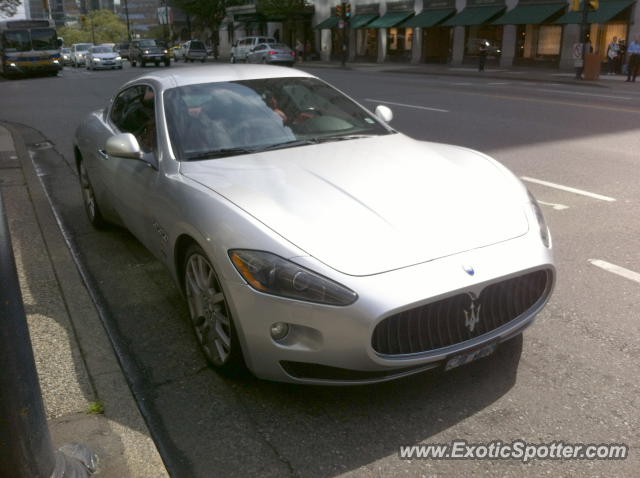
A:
535;88;632;100
452;82;473;85
589;260;640;285
488;82;509;85
538;200;569;210
521;177;616;202
364;99;449;113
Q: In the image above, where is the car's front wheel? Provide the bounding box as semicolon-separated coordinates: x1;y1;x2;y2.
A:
183;244;245;375
79;160;107;229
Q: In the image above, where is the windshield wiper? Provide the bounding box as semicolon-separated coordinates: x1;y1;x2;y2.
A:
185;147;256;160
314;134;378;143
254;139;319;152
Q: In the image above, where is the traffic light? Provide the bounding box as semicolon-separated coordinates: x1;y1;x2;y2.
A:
589;0;599;9
345;3;351;18
336;4;343;17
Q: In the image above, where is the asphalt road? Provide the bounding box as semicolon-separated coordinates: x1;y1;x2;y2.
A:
1;62;639;477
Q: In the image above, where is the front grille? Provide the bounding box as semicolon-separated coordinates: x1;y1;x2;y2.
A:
372;269;551;355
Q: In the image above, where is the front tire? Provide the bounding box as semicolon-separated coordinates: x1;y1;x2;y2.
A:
79;160;107;229
131;59;137;67
183;244;246;375
230;55;236;64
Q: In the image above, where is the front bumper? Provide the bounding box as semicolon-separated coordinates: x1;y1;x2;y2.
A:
224;230;555;385
90;59;123;69
4;59;61;74
141;54;169;62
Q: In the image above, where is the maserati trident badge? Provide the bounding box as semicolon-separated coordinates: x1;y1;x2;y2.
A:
464;293;481;332
463;265;475;276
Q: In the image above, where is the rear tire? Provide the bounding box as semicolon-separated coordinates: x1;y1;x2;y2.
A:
141;60;146;67
230;55;236;64
131;60;137;67
183;243;247;376
164;60;170;67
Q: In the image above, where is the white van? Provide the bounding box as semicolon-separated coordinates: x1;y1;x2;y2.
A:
230;36;276;63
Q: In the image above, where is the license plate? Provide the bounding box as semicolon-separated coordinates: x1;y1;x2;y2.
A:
445;343;497;371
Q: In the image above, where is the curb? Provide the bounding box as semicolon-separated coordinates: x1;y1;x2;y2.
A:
0;122;169;477
298;62;616;88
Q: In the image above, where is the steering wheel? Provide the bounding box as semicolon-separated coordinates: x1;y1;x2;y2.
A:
294;106;320;124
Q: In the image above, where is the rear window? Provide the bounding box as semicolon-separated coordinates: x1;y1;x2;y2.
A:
190;41;205;50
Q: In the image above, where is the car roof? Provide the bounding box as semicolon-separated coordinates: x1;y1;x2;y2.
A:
126;64;315;90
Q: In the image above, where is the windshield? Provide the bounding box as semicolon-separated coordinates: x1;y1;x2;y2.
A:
91;46;112;53
268;44;290;50
139;39;157;47
75;43;92;51
62;48;71;53
190;41;205;50
30;28;57;50
164;77;391;160
3;30;31;52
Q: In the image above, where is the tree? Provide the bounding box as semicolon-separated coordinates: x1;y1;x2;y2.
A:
0;0;21;17
173;0;231;43
58;10;127;46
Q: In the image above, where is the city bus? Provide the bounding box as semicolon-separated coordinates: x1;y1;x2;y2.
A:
0;19;61;77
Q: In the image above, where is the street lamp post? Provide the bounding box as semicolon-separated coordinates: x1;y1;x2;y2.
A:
123;0;132;41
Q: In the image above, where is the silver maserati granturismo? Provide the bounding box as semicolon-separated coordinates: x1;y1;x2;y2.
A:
74;65;555;384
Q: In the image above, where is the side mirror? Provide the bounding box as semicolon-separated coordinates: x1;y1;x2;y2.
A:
105;133;143;160
375;105;393;123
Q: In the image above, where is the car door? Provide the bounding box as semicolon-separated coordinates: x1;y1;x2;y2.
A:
105;84;160;249
247;44;266;63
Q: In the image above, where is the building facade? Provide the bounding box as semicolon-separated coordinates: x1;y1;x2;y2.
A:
312;0;640;68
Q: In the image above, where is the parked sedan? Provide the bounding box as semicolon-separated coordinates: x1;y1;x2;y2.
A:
86;45;123;70
73;65;554;385
246;43;295;66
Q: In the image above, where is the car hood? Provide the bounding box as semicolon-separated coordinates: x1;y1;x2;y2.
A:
142;46;164;53
180;135;529;276
93;53;117;59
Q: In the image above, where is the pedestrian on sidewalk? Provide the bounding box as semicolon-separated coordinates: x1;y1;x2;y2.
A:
572;41;584;80
607;37;620;75
478;41;488;72
625;35;640;82
296;39;304;63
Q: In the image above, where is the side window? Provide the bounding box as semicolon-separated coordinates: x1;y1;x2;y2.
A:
110;85;157;154
254;44;266;52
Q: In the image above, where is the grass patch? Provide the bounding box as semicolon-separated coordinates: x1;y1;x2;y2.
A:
86;401;104;414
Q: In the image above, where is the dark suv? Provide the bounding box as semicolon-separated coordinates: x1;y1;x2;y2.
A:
130;39;170;67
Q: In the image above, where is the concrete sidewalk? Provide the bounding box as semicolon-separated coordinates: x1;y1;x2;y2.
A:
0;123;168;477
298;60;637;88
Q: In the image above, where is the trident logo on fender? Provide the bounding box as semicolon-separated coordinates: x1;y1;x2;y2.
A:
463;293;481;332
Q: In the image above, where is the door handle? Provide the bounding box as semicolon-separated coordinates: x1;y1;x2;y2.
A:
97;149;110;160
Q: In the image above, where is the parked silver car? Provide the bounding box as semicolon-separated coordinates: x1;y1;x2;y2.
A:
86;45;123;70
246;43;295;66
230;36;276;63
73;65;554;385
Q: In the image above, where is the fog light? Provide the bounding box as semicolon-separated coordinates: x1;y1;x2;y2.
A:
270;322;289;341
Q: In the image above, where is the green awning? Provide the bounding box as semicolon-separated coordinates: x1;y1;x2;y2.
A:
589;0;634;22
401;9;456;28
555;0;633;23
493;3;565;25
442;6;505;26
367;11;414;28
314;16;339;29
349;14;378;29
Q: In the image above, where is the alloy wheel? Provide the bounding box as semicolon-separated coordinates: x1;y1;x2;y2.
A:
185;252;233;366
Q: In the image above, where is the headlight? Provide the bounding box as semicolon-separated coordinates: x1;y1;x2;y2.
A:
164;49;168;54
528;191;551;248
144;50;149;54
116;56;122;60
229;250;357;306
93;57;101;62
53;59;59;64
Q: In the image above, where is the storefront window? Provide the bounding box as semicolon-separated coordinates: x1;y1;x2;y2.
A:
537;26;561;55
387;27;413;56
356;28;378;58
